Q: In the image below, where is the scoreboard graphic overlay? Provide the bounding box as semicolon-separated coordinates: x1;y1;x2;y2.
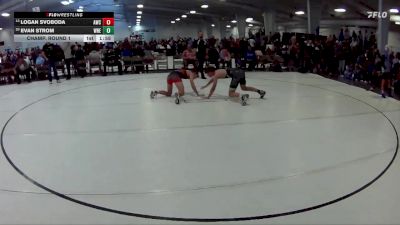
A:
14;12;114;42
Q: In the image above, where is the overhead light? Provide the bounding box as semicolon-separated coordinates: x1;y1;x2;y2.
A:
60;0;69;5
136;19;141;22
0;28;3;30
137;4;144;8
137;15;141;18
128;25;131;28
248;24;253;27
201;4;208;9
1;12;10;17
295;11;305;15
171;21;176;24
231;20;237;23
334;8;346;13
68;0;74;3
175;18;180;21
391;15;400;21
77;9;83;12
245;17;253;22
190;10;196;14
211;24;215;27
389;8;399;14
396;21;400;25
78;6;83;9
181;14;187;18
95;3;100;6
226;25;231;28
137;11;142;14
115;4;120;7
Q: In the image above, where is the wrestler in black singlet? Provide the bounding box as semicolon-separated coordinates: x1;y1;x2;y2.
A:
226;68;246;89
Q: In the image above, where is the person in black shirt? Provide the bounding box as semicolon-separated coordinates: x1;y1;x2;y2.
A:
15;56;32;83
207;47;220;69
132;44;145;73
193;32;207;79
42;42;60;83
73;45;86;78
103;46;123;76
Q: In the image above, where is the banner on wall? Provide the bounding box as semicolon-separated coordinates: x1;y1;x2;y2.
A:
134;29;155;33
130;34;143;41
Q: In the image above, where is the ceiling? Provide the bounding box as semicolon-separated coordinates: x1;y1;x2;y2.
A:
0;0;399;29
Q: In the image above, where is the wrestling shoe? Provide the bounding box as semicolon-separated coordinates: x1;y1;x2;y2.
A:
241;94;249;106
175;92;181;104
150;91;157;99
259;90;266;99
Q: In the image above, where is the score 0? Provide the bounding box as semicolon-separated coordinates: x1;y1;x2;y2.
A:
102;17;114;35
102;18;114;26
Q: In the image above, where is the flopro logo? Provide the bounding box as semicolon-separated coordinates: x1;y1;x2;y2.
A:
367;11;388;19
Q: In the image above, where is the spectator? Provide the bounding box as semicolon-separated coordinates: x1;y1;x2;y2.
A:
193;32;207;79
353;64;363;81
207;46;220;69
73;45;86;78
245;46;257;71
344;64;354;80
182;45;197;69
120;38;134;72
381;48;393;98
15;56;31;83
338;28;344;42
103;46;122;76
35;50;46;66
54;44;66;76
220;47;231;68
61;42;74;79
248;36;256;48
358;30;363;50
336;43;345;75
288;36;299;71
42;42;60;83
132;44;145;73
87;48;103;74
344;28;350;40
364;30;369;49
1;56;17;84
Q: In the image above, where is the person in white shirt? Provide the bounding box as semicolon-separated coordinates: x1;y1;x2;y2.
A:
87;49;103;74
248;38;256;48
61;42;74;80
